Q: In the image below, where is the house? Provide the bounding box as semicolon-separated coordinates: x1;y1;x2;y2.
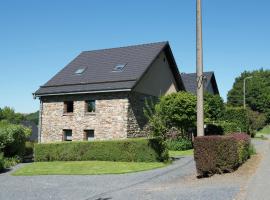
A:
181;72;219;95
34;42;185;143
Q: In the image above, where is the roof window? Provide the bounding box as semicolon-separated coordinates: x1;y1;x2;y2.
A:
112;64;126;72
75;68;86;74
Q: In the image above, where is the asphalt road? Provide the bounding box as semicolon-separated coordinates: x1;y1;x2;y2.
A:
246;136;270;200
0;153;241;200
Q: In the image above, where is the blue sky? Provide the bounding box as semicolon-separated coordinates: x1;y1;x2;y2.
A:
0;0;269;113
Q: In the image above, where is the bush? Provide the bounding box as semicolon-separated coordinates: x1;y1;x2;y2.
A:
204;93;225;121
0;121;31;157
205;121;240;135
0;153;4;172
3;156;21;169
223;107;249;133
247;109;267;136
34;138;169;162
25;141;35;156
194;133;251;177
144;92;197;139
165;138;193;151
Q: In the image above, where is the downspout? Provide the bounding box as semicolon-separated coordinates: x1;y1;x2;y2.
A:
38;99;43;143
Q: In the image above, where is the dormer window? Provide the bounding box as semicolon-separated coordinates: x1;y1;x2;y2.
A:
112;64;126;72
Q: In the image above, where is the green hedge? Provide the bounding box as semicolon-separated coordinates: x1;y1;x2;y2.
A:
165;138;193;151
223;107;249;133
194;133;251;177
34;138;168;162
205;121;240;135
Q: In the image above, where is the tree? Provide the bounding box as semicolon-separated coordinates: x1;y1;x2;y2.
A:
145;92;197;139
204;93;225;122
25;111;39;125
227;69;270;122
0;107;25;124
0;121;31;157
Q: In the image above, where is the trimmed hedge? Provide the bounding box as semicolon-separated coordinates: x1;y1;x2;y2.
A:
205;121;240;135
34;138;168;162
194;133;250;177
223;107;249;133
165;138;193;151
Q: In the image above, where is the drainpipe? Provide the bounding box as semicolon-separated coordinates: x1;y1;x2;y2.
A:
38;99;43;143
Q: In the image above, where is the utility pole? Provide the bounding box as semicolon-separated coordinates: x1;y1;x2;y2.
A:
243;76;253;109
196;0;204;136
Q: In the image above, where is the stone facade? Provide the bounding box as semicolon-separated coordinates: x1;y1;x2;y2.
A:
39;91;156;143
40;92;130;143
127;92;157;138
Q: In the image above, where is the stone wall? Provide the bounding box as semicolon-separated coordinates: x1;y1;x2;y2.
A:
40;92;129;143
127;92;158;137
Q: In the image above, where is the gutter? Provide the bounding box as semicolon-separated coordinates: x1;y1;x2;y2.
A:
33;88;132;98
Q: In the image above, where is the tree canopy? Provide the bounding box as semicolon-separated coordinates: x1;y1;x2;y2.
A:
227;69;270;122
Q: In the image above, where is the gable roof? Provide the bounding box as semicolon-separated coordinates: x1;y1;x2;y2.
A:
181;72;219;95
34;41;184;97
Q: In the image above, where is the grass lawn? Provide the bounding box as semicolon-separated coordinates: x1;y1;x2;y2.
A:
257;125;270;134
12;161;168;176
169;149;194;157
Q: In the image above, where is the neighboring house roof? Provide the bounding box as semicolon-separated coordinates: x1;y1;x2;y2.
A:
181;72;219;95
34;41;184;97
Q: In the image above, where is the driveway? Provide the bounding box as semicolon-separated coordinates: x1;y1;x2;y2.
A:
0;138;268;200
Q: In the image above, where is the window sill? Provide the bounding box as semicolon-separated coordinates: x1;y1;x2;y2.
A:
63;113;74;116
84;112;96;116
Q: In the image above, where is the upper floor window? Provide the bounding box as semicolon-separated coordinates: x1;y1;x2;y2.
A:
63;129;72;141
64;101;74;113
85;100;96;113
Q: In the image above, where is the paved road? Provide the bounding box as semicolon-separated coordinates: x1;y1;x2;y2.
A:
3;136;269;200
246;135;270;200
0;153;241;200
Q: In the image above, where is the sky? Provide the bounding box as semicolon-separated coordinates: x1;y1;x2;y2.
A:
0;0;269;113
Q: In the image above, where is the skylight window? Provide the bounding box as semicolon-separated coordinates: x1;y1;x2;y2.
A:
112;64;126;72
75;68;86;74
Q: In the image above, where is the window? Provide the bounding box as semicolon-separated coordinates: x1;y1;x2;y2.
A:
74;68;86;74
84;130;94;141
85;100;96;113
112;64;126;72
64;101;74;113
63;130;72;141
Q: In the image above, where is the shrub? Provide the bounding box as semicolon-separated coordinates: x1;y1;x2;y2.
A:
145;92;197;139
165;138;193;151
0;121;31;157
222;107;249;133
25;141;35;156
3;156;21;169
34;138;168;162
194;133;251;177
204;93;225;121
0;153;4;172
205;121;240;135
247;109;267;137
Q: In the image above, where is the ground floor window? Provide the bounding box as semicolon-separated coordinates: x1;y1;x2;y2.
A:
84;130;94;141
63;129;72;141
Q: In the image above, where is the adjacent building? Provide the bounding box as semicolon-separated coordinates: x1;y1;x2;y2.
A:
181;72;219;95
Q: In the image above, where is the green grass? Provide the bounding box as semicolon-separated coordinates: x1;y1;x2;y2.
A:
169;149;194;157
257;125;270;134
254;134;268;140
12;161;168;176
